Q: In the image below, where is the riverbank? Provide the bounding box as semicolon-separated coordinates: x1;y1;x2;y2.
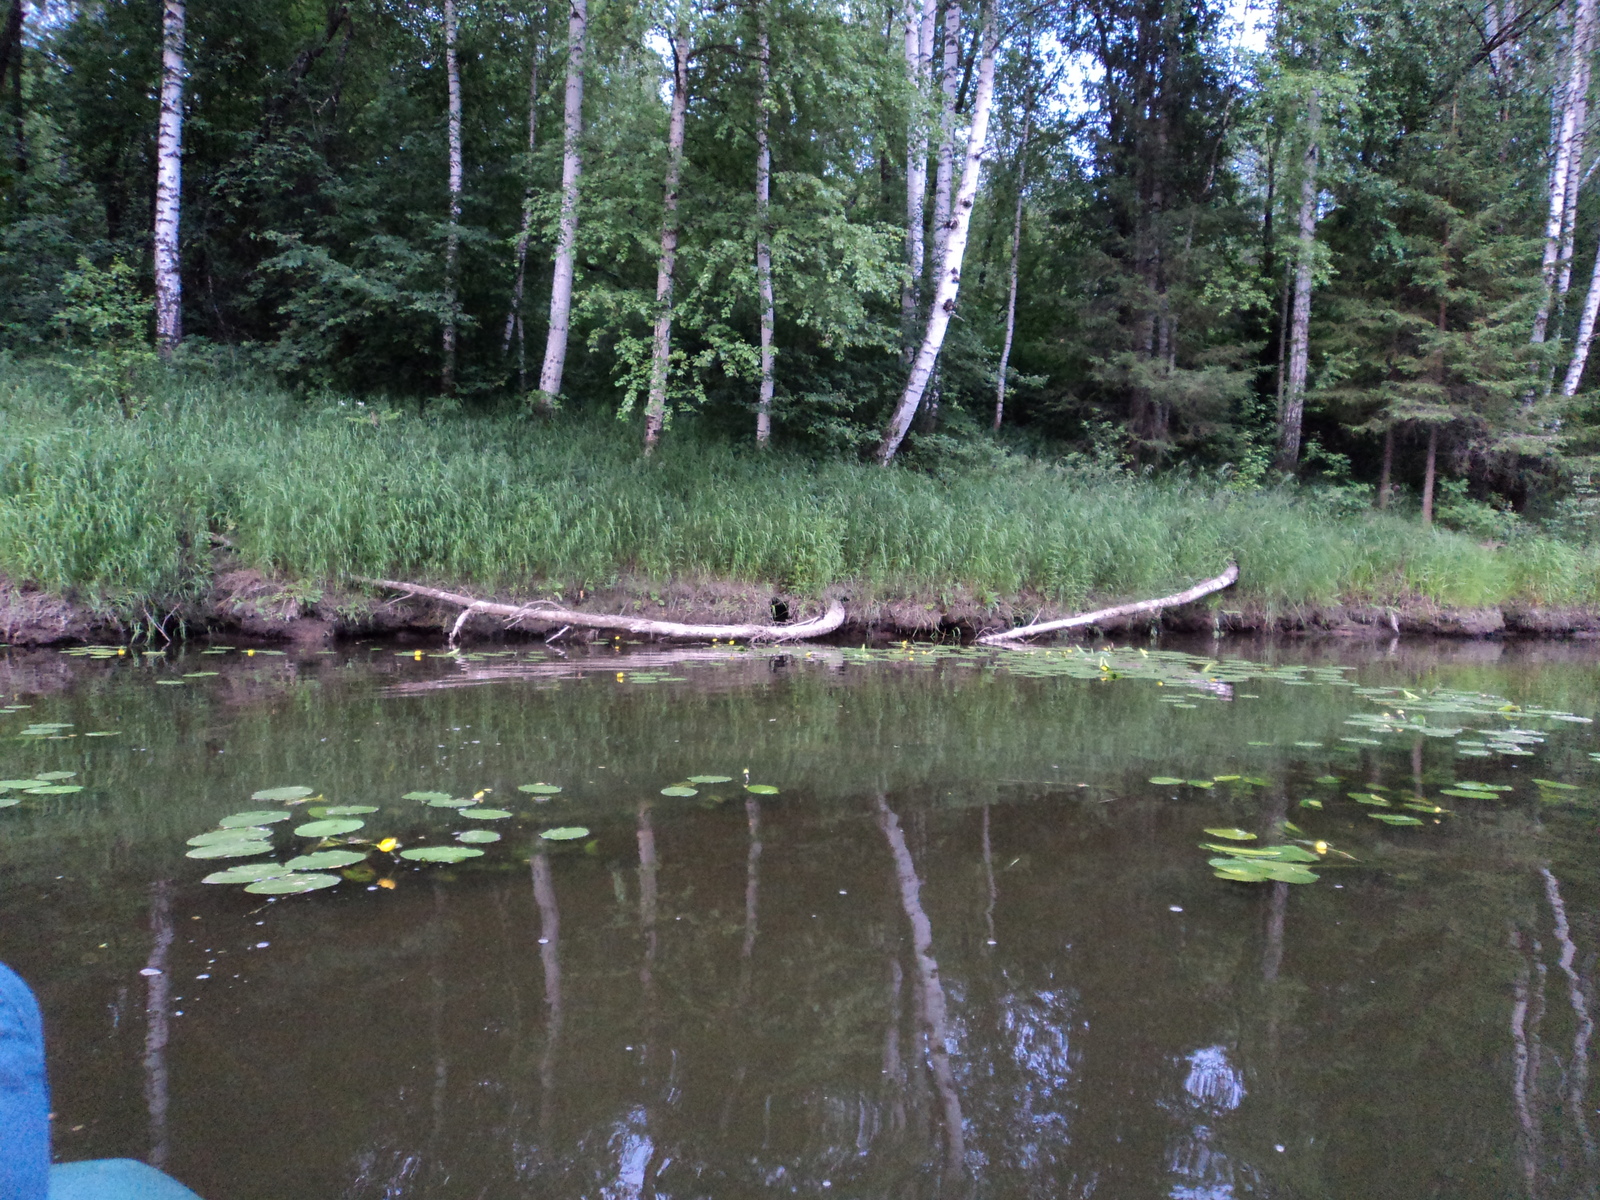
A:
3;360;1600;645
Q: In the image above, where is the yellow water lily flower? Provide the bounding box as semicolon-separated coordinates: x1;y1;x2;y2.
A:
376;837;399;853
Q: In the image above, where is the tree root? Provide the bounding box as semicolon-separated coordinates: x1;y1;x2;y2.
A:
356;577;846;644
976;560;1239;646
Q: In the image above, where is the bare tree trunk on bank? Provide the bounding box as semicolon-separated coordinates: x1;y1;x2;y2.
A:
441;0;463;395
502;44;538;392
538;0;586;408
154;0;186;358
1376;424;1394;508
643;21;690;454
994;101;1032;431
1421;422;1438;526
876;0;997;465
901;0;936;356
1534;0;1597;346
928;0;960;271
1277;87;1319;471
754;12;775;447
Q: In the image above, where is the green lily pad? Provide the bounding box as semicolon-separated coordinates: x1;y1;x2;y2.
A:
285;849;368;870
188;827;271;846
1241;777;1271;787
1203;828;1257;841
1369;812;1426;825
539;826;590;841
1313;775;1341;784
219;810;293;828
244;873;341;894
399;846;485;863
202;862;293;884
1298;798;1323;809
459;808;512;820
1186;780;1215;789
1404;802;1449;813
1534;779;1579;790
34;771;76;780
427;797;477;808
1211;858;1319;884
0;780;48;790
1148;776;1184;786
660;786;698;797
25;785;82;794
154;680;185;686
688;775;733;784
183;672;219;678
1440;788;1500;800
321;805;380;815
517;783;564;795
745;785;779;795
456;830;501;843
0;796;20;808
403;791;454;802
1261;844;1321;862
1212;775;1241;782
1350;794;1390;806
294;818;363;837
186;840;275;859
1199;843;1282;857
252;786;314;802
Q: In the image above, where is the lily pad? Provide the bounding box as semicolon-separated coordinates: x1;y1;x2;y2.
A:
539;826;590;841
1313;775;1341;785
25;785;82;794
1212;858;1319;884
1350;794;1391;806
399;846;485;863
252;786;314;802
1298;798;1323;809
321;805;380;815
294;818;363;837
403;791;454;802
427;797;477;808
34;771;76;781
188;827;271;846
285;849;369;871
0;796;20;808
660;786;698;797
1534;779;1579;790
0;780;48;790
202;862;293;884
1440;788;1500;800
459;808;512;820
219;810;293;828
1148;776;1184;786
517;783;564;795
244;873;341;894
1212;775;1241;782
745;785;779;795
1186;780;1215;789
1203;828;1257;841
687;775;733;784
456;830;501;844
186;840;274;859
1369;812;1425;825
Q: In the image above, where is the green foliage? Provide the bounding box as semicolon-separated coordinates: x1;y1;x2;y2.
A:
51;257;159;416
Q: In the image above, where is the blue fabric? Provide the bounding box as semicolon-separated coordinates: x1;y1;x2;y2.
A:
48;1160;204;1200
0;961;51;1200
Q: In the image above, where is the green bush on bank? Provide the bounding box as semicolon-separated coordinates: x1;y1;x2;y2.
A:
0;360;1595;616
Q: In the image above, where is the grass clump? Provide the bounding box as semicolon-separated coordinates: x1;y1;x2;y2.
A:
0;360;1595;617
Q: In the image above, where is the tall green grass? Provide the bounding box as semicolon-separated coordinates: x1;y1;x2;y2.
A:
1;360;1594;614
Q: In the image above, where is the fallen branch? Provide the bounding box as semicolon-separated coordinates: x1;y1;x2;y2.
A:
356;578;846;643
976;561;1240;646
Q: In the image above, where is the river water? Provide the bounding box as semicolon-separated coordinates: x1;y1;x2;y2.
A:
1;635;1598;1199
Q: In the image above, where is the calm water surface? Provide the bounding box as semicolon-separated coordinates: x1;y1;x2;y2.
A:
2;636;1599;1199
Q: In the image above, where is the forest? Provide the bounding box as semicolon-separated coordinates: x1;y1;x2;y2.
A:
7;0;1600;619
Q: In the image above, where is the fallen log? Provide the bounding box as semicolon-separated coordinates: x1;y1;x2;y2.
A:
976;560;1239;646
356;577;846;644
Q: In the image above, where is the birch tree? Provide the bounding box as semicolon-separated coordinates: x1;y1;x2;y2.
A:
154;0;186;358
901;0;936;353
1277;86;1319;470
1532;0;1596;346
440;0;463;394
538;0;587;409
643;11;691;453
876;0;997;465
502;35;539;394
928;0;960;272
994;98;1032;431
754;7;776;447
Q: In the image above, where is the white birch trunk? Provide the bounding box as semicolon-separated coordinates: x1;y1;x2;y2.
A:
900;0;936;354
537;0;587;407
755;15;776;447
1559;0;1596;305
994;105;1032;431
929;0;960;271
1534;0;1595;344
1562;234;1600;393
643;23;690;454
1277;88;1319;470
876;0;997;465
153;0;185;358
502;45;538;392
441;0;463;394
